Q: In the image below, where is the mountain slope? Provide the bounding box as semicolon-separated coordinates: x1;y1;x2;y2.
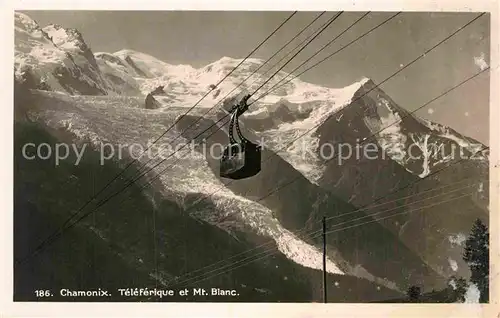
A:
249;77;488;280
15;95;404;302
16;86;448;293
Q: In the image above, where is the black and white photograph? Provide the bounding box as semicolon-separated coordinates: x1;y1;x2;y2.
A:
6;5;498;311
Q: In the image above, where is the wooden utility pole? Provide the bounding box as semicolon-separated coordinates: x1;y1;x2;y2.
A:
322;216;327;303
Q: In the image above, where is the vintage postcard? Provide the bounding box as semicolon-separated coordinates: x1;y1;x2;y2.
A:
2;0;499;317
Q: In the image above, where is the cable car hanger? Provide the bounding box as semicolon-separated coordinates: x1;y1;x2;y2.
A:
220;94;261;180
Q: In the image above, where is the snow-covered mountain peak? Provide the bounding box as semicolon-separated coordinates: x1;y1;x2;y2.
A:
112;49;197;78
113;49;162;63
94;52;127;66
15;12;44;36
335;77;373;105
15;13;110;95
212;56;266;66
201;56;273;79
43;24;88;53
210;55;266;66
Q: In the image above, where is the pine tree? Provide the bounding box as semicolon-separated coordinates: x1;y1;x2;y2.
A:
463;218;489;302
447;276;467;302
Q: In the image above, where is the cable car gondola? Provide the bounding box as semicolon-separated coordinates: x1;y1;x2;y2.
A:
220;95;261;180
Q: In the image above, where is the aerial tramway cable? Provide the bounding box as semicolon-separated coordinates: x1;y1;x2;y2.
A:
166;63;489;287
92;11;486;246
143;38;490;288
177;191;477;290
126;12;491;290
19;12;394;260
166;184;478;288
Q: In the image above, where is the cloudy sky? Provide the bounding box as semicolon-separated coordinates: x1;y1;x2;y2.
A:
22;11;490;144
